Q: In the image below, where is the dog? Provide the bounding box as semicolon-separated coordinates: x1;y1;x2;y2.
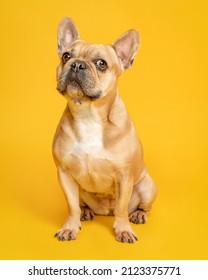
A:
53;17;157;243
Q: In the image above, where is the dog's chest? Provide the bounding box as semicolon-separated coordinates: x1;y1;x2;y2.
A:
64;108;114;192
72;118;104;155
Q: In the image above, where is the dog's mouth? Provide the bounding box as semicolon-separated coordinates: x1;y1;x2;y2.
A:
57;72;102;103
70;79;84;93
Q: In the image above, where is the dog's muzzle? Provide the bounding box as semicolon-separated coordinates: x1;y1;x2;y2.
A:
57;60;102;101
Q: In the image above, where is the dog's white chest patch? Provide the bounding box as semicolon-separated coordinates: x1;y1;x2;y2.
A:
71;106;104;155
76;119;103;154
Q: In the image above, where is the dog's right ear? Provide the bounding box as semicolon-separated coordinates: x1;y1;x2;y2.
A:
57;17;80;56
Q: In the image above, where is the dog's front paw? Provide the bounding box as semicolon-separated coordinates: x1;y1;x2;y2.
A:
114;218;138;243
116;231;138;243
129;209;148;224
54;228;78;241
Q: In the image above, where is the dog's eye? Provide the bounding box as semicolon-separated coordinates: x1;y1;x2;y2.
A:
62;52;71;64
95;59;108;71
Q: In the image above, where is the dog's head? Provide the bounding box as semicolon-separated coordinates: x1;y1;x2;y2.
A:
56;17;140;104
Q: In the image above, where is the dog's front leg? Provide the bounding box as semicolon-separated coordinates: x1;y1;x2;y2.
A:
114;175;138;243
54;167;81;241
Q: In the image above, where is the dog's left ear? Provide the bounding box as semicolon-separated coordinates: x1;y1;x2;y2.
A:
112;29;140;70
57;17;80;56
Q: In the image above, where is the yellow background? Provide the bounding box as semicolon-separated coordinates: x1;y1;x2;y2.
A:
0;0;208;259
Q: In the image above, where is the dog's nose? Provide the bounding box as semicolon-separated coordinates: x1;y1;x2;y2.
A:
71;60;86;72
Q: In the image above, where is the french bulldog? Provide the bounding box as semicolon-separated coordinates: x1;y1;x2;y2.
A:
53;17;157;243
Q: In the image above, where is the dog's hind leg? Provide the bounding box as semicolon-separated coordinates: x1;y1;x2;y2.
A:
129;172;157;224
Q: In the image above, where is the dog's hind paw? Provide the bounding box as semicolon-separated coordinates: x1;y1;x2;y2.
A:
129;209;148;224
80;207;94;221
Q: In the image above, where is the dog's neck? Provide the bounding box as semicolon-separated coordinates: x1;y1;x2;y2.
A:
66;88;120;123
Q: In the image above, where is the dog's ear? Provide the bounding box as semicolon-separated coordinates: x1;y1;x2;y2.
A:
57;17;80;56
112;29;140;70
